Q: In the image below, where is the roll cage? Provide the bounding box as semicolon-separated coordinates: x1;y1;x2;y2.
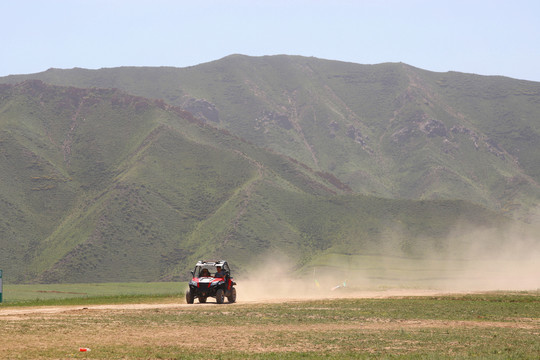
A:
192;260;231;278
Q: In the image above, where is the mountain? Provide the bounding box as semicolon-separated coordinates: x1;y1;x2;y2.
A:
2;55;539;222
0;80;514;284
1;55;539;284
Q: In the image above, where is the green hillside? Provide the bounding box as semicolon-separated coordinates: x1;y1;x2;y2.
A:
0;81;334;281
2;55;539;221
0;80;518;284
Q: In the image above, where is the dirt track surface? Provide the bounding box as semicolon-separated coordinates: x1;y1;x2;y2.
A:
0;289;535;328
0;303;183;320
0;289;450;318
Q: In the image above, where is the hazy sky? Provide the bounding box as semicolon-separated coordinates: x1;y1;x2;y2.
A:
2;0;540;81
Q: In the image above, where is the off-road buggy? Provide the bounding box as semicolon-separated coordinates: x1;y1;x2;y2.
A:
186;260;237;304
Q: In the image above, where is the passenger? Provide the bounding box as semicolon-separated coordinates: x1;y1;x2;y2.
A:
214;266;226;278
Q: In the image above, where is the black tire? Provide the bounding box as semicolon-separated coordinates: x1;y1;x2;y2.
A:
216;288;225;304
199;296;207;303
185;290;194;304
227;287;237;303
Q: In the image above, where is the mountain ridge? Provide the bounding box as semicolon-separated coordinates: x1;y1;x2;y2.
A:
4;54;536;219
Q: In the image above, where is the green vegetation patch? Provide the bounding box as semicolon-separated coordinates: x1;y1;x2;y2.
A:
1;282;183;305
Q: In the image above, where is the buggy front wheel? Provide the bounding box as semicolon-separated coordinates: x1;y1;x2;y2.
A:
185;290;194;304
216;289;225;304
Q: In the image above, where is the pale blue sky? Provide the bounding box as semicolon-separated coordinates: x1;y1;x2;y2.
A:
2;0;539;81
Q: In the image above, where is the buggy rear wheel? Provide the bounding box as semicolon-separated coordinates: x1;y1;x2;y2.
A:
198;296;207;303
227;287;236;303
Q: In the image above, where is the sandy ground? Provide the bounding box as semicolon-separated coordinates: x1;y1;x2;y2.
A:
0;288;524;319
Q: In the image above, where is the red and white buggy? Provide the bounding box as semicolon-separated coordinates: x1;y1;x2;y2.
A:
186;260;237;304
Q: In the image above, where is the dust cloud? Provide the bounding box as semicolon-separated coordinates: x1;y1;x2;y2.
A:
438;223;540;291
235;256;359;302
234;223;539;302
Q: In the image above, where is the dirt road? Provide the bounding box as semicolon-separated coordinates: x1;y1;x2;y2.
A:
0;288;457;318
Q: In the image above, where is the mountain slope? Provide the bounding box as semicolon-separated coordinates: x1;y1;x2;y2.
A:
2;55;538;220
0;80;516;283
0;81;343;282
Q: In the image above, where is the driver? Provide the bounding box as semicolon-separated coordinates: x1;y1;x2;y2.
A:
200;268;210;277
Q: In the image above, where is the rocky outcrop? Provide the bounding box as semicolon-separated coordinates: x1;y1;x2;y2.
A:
346;125;366;145
392;110;448;142
256;110;293;130
182;98;220;123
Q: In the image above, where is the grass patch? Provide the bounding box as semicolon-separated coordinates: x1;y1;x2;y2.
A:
0;282;184;305
0;293;185;307
1;292;538;358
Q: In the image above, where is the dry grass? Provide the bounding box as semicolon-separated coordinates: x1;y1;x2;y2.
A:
1;293;539;359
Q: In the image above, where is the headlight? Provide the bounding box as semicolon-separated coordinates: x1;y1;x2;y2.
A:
189;280;197;286
210;281;224;286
